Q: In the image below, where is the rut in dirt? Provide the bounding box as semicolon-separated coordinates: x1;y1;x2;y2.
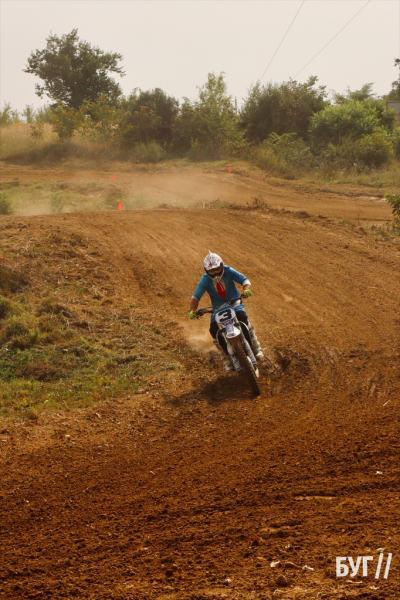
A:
1;205;400;599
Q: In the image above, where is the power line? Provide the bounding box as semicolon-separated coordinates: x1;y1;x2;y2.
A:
260;0;305;82
293;0;372;79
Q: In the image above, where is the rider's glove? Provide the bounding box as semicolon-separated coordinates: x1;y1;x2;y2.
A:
189;310;197;319
243;289;252;297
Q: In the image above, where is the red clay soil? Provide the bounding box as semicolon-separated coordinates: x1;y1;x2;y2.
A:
1;168;400;599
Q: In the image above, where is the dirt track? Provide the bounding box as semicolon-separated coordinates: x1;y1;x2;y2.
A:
1;165;400;599
1;161;395;220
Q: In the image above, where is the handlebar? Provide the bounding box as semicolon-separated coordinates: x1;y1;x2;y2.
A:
195;293;248;318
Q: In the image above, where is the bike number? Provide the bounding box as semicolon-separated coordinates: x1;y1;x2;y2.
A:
215;307;235;324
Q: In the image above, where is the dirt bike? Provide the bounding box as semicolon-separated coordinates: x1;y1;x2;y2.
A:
195;294;261;396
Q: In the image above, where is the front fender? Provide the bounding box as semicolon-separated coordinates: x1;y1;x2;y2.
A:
224;324;241;339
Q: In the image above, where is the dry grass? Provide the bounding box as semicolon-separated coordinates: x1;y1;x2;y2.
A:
0;123;57;158
0;123;123;165
363;219;400;242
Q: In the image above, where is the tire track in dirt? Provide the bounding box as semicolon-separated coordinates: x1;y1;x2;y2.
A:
1;201;400;599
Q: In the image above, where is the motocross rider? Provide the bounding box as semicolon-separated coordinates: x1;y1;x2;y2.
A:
189;251;263;372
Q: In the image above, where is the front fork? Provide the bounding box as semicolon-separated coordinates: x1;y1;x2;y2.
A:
218;322;257;372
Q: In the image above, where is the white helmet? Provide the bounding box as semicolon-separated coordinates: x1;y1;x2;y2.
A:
204;251;224;282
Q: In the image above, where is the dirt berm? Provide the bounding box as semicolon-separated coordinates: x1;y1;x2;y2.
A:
1;173;400;599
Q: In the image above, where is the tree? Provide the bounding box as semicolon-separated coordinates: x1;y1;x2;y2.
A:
384;59;400;101
50;105;84;141
333;83;376;104
0;102;20;125
193;72;239;147
35;104;54;123
171;100;197;153
309;100;395;146
22;105;36;124
172;73;244;158
24;29;124;110
79;95;123;143
120;88;179;147
240;77;328;142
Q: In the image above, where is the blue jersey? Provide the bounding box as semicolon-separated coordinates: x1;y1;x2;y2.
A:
192;266;249;322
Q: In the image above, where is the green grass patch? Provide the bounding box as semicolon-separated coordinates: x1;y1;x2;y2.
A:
0;340;145;417
0;226;194;420
0;304;176;419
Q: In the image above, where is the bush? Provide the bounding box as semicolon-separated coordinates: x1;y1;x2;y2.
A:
0;192;13;215
250;133;313;178
314;131;394;174
391;127;400;159
77;95;123;144
357;130;394;167
129;141;166;163
310;100;395;146
312;139;357;175
51;105;83;141
262;133;313;168
29;121;45;140
386;194;400;219
187;141;225;162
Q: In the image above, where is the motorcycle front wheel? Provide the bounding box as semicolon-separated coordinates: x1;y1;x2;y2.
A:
231;337;260;396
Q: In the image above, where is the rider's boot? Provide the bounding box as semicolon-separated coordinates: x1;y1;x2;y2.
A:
249;324;263;359
213;340;233;372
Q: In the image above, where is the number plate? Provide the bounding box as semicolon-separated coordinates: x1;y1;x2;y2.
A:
215;307;235;324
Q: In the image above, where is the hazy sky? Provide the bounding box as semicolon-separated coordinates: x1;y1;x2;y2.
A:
1;0;399;113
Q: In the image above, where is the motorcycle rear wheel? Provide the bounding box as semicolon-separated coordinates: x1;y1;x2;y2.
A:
231;337;260;396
